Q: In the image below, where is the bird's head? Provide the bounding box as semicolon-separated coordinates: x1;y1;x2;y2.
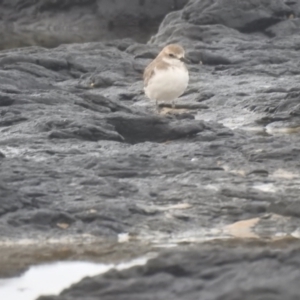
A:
159;44;188;63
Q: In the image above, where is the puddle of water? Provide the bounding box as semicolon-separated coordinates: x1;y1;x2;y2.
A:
204;184;220;191
253;183;277;193
0;256;153;300
271;169;299;180
194;106;300;137
0;146;26;158
266;122;300;135
224;218;260;239
137;227;227;247
0;146;49;162
195;108;266;131
134;213;300;247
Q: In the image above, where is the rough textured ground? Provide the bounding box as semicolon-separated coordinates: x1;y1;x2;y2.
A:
1;0;300;299
0;0;189;49
39;241;300;300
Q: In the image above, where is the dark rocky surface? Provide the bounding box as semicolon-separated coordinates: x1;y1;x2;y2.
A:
1;0;300;298
38;241;300;300
0;0;189;49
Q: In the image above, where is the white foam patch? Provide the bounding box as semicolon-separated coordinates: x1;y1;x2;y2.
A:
0;256;152;300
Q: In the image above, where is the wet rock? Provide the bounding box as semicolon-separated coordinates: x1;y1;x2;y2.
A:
0;40;218;241
1;1;300;294
37;243;300;300
0;181;32;217
0;0;189;50
182;0;293;32
106;112;206;143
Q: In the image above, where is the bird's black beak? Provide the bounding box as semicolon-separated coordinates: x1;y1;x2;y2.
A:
180;57;190;63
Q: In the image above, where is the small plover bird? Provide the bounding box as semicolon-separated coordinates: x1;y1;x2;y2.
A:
143;44;189;111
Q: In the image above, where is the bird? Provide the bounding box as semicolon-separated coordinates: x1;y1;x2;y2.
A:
143;44;189;111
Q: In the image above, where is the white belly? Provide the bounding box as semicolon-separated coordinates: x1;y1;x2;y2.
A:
145;66;189;102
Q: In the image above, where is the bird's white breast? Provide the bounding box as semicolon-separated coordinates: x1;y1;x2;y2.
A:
145;65;189;102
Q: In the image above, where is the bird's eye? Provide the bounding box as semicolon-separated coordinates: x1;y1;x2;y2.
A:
169;53;175;58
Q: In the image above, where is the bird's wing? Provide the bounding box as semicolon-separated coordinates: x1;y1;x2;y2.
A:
143;59;169;87
143;61;155;88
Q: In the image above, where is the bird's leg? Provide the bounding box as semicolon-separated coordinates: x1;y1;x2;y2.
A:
155;99;159;112
172;99;175;109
